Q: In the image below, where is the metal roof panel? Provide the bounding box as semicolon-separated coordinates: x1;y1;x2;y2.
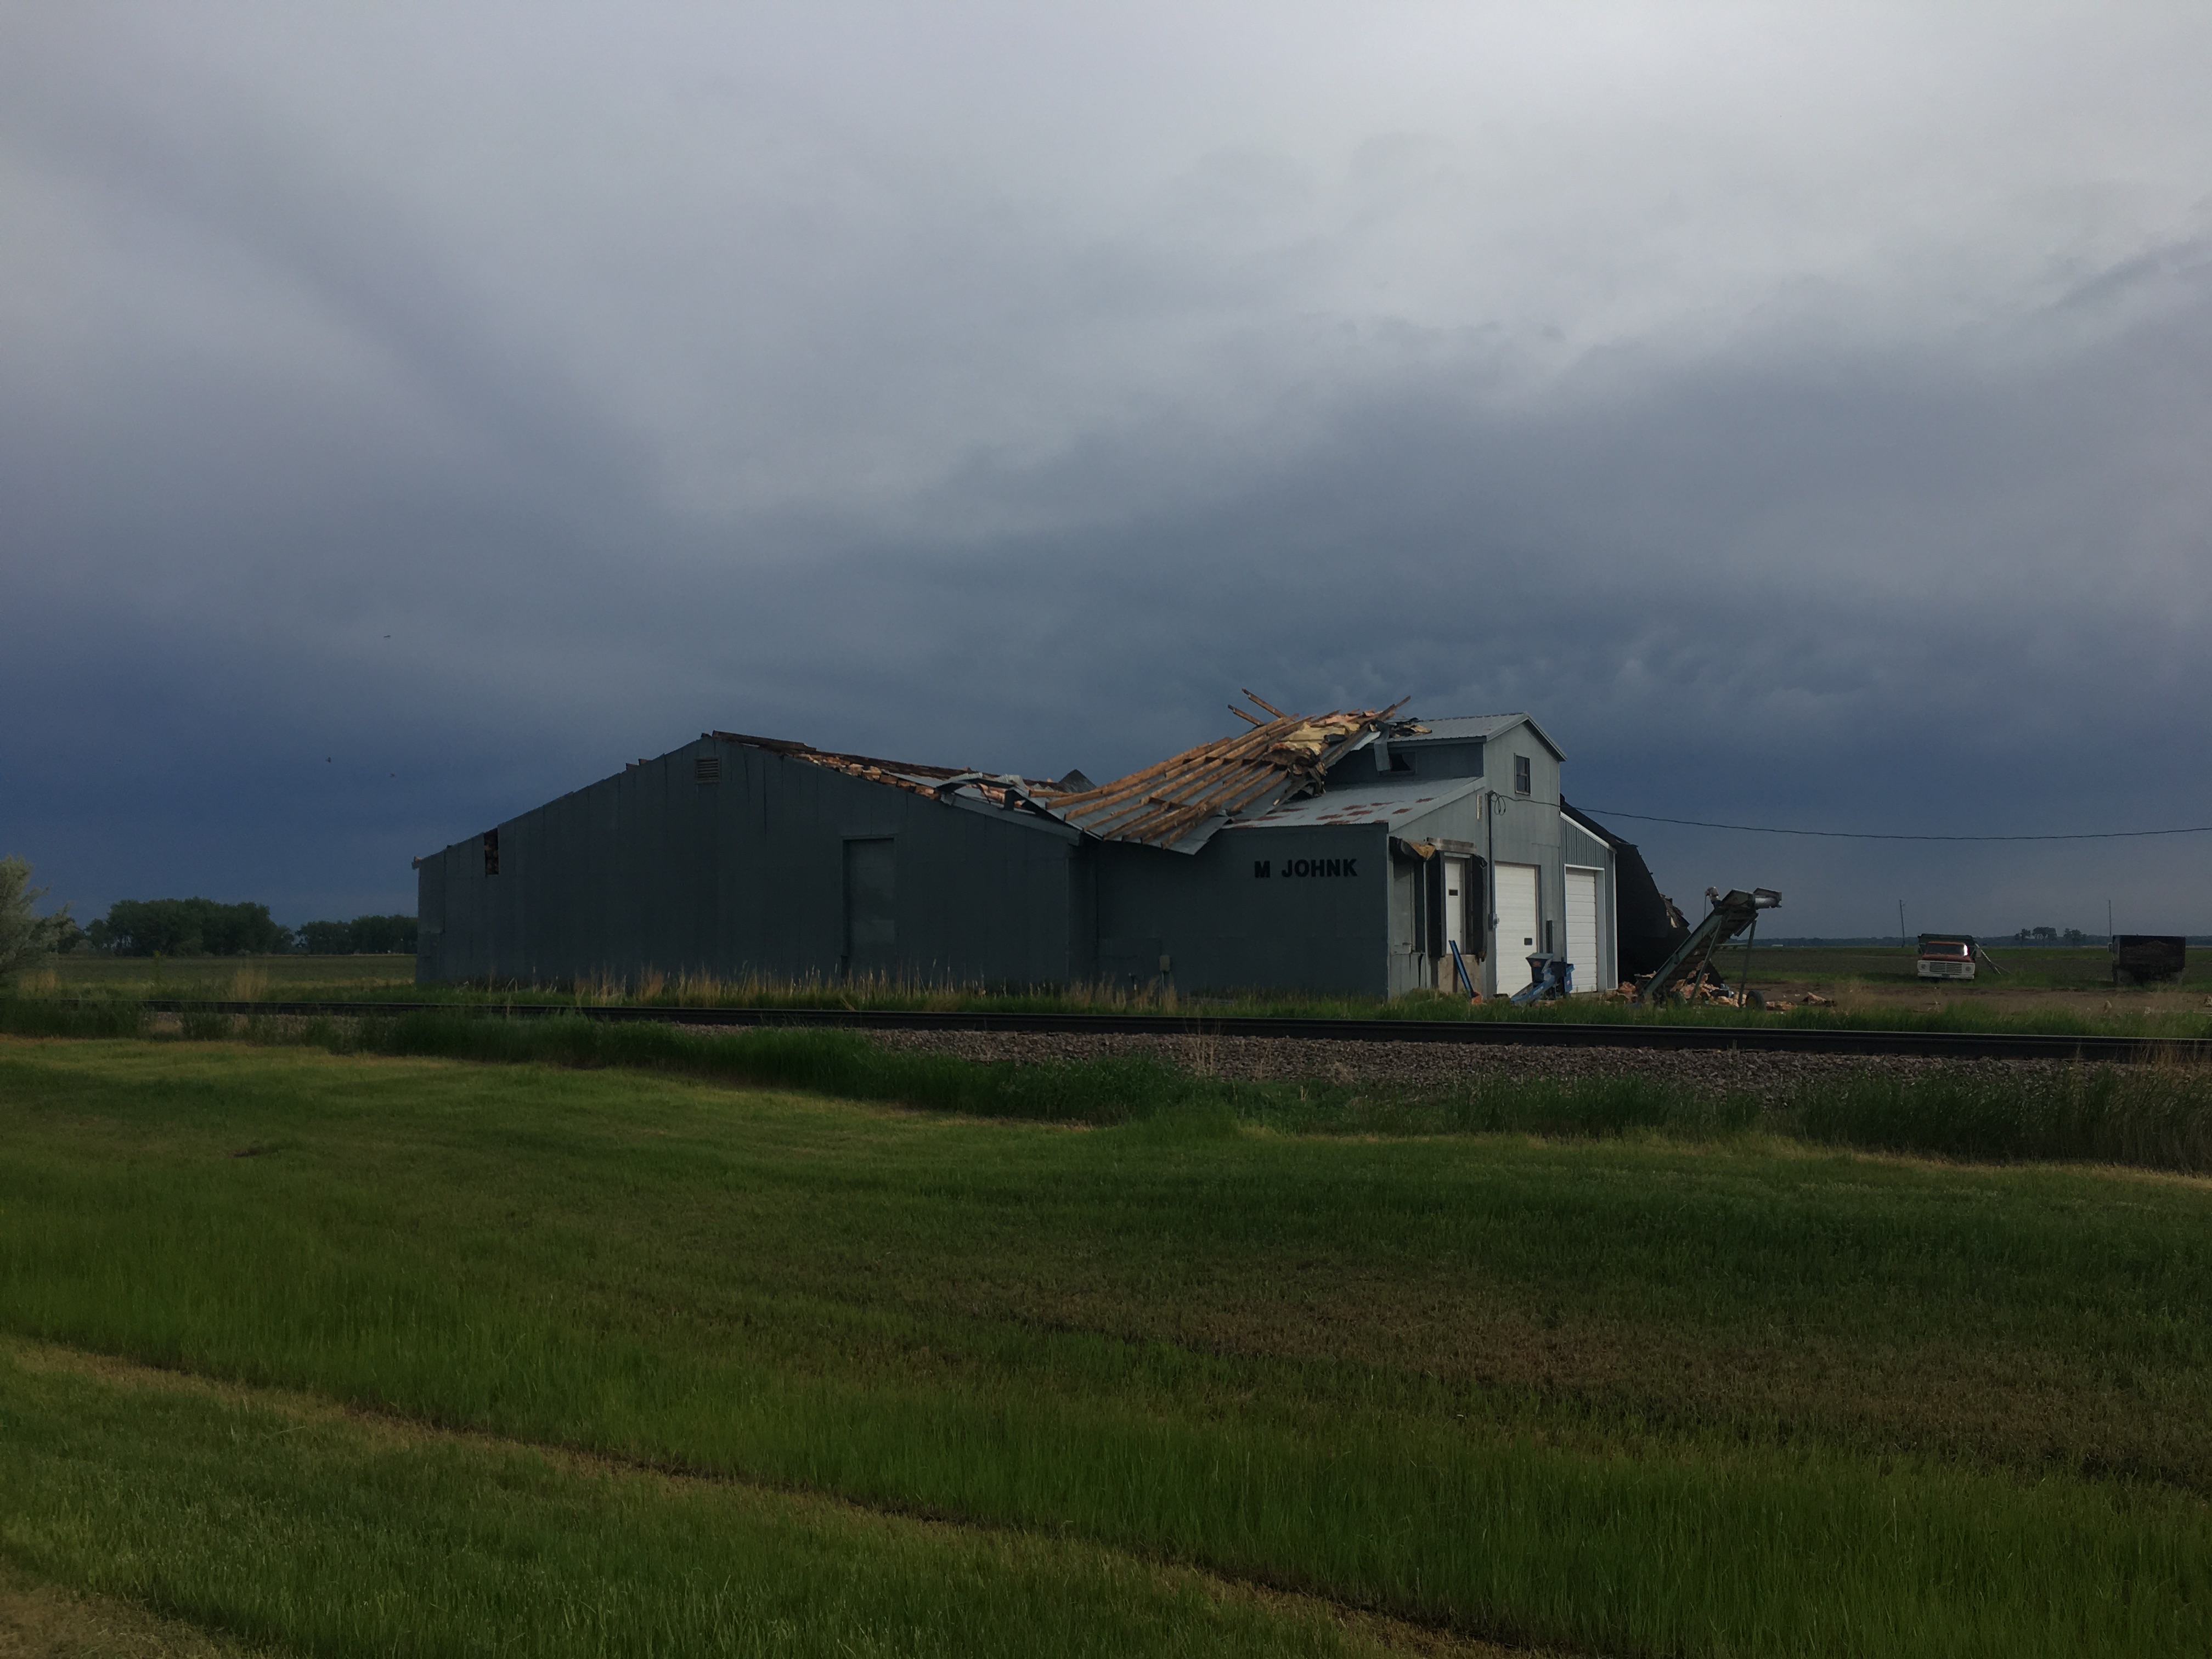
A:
1223;777;1483;830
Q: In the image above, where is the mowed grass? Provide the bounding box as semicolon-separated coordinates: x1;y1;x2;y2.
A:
5;1040;2212;1654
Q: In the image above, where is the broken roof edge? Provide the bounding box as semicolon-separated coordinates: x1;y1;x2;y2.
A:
1394;712;1565;762
709;730;1101;827
709;730;969;782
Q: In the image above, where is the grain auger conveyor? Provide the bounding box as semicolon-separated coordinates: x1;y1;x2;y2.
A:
1634;887;1782;1005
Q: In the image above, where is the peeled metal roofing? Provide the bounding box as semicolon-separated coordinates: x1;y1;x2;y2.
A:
712;730;1088;827
1032;702;1408;853
714;699;1418;853
1225;776;1481;831
709;731;971;798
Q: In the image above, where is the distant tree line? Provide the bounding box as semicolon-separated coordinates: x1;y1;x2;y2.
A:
2012;927;2089;945
0;859;416;970
292;915;419;955
71;898;419;957
86;898;291;956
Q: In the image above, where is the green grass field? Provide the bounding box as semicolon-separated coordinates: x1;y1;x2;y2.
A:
1749;944;2211;993
30;953;416;995
3;1033;2210;1655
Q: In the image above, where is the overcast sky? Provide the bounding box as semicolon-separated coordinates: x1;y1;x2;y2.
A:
4;2;2208;936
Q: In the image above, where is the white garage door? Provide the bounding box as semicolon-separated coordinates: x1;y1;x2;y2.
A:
1493;862;1539;989
1566;866;1601;995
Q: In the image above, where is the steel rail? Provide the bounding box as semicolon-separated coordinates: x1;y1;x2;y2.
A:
109;998;2210;1063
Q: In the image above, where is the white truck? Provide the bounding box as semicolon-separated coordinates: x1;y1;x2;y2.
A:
1915;934;1977;981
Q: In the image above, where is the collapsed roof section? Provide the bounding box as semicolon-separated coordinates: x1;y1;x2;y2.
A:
1033;702;1411;852
709;730;1101;845
712;697;1420;855
709;732;969;795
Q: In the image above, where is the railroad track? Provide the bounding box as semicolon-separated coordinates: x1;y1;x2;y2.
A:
114;998;2210;1063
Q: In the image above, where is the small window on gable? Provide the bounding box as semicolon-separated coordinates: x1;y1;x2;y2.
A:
1514;754;1531;795
695;755;723;785
482;828;500;876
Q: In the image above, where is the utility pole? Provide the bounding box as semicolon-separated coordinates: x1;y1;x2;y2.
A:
2108;898;2114;942
1898;899;1906;950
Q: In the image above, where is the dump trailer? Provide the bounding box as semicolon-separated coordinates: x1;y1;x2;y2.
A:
2111;935;2187;986
1634;887;1781;1005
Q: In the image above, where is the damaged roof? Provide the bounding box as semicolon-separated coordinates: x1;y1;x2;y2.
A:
709;731;969;797
1033;702;1409;852
711;696;1421;854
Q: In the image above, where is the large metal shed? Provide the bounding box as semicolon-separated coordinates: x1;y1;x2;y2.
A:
415;702;1627;998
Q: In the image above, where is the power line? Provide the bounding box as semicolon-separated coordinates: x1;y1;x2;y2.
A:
1573;808;2212;843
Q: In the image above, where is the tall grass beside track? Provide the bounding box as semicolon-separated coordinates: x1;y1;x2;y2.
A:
4;1037;2212;1655
28;949;2212;1039
9;996;2212;1172
330;985;2212;1041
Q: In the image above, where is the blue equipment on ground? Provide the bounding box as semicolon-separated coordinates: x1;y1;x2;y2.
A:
1510;955;1572;1005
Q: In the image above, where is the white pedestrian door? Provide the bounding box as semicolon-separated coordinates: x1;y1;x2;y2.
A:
1440;855;1471;990
1493;862;1539;989
1566;867;1601;995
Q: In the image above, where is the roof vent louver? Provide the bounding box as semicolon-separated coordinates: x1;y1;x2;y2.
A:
695;756;723;785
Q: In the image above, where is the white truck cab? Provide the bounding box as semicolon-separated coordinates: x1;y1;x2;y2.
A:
1916;934;1977;981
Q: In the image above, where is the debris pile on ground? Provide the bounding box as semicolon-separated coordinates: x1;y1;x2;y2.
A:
1607;974;1832;1011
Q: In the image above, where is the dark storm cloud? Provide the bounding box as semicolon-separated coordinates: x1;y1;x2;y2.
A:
4;3;2209;933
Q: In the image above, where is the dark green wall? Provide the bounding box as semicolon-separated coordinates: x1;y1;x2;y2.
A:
419;737;1081;988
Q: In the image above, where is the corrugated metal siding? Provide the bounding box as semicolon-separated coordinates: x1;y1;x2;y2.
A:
417;738;1080;988
1097;822;1393;997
